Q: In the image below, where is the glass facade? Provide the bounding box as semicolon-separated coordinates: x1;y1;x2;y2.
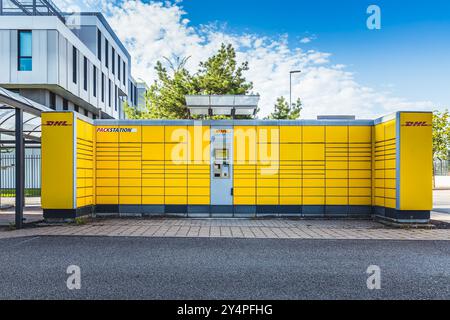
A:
18;30;32;71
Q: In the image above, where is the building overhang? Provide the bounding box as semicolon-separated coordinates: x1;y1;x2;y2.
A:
185;95;259;117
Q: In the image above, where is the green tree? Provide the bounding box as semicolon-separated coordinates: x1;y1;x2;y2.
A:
432;109;450;180
266;96;302;120
194;43;253;95
129;44;255;120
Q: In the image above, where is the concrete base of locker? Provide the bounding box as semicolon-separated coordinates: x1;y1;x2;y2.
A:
44;205;429;223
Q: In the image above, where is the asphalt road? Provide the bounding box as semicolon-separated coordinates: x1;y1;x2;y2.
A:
0;236;449;300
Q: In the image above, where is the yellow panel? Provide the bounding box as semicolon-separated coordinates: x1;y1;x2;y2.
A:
188;196;210;205
188;125;210;162
280;179;302;187
142;187;164;196
280;144;301;161
257;144;279;163
303;197;324;205
326;197;348;205
142;126;164;143
326;162;348;170
326;179;348;187
96;178;118;187
119;161;141;170
257;188;278;197
188;179;210;187
165;126;188;143
97;195;118;204
119;187;140;196
142;196;164;204
97;187;118;196
349;197;372;205
119;126;141;143
399;113;433;211
385;189;396;199
280;126;302;143
165;143;188;162
141;178;164;187
257;197;279;205
349;179;371;188
303;144;324;160
303;126;325;143
349;126;372;143
326;188;347;196
234;126;256;163
257;179;279;187
165;187;187;195
42;112;74;209
257;126;279;144
165;196;187;204
385;120;396;140
326;126;348;143
96;125;119;143
280;197;302;205
142;144;164;161
188;188;210;196
326;170;348;179
349;161;371;170
234;179;256;187
280;188;301;197
166;179;187;187
234;196;256;205
304;179;325;187
303;188;325;196
120;196;141;204
349;188;371;197
385;198;396;209
235;188;256;196
349;170;371;179
119;178;141;187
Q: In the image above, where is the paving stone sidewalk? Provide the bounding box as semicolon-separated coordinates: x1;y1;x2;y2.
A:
1;218;450;241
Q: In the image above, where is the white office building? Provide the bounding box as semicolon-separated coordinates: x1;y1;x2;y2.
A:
0;0;143;119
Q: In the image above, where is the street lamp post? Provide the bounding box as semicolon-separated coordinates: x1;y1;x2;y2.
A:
290;70;301;107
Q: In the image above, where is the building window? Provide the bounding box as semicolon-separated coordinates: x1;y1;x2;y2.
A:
112;48;115;75
122;61;126;86
134;85;137;106
115;85;118;111
108;79;111;107
49;92;56;110
97;29;102;61
93;66;97;97
84;109;89;117
74;105;79;112
105;39;109;68
72;47;77;84
101;73;105;102
18;30;32;71
118;56;121;81
83;57;88;91
63;99;68;111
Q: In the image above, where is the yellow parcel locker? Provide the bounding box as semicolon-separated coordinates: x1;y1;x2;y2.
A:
142;126;164;143
234;126;256;163
280;126;301;143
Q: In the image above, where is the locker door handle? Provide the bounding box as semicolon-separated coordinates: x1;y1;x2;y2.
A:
231;188;234;196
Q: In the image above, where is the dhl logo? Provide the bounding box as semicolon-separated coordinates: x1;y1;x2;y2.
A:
402;121;430;127
215;129;230;134
44;121;71;126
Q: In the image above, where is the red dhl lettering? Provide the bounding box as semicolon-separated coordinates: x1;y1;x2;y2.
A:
403;121;430;127
44;121;71;126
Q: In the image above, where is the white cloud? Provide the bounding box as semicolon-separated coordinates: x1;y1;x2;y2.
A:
54;0;436;118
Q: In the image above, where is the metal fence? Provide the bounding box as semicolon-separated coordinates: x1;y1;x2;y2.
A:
0;152;41;197
434;159;450;177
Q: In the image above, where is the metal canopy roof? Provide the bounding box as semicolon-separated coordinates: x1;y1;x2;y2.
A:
0;87;53;142
185;95;259;117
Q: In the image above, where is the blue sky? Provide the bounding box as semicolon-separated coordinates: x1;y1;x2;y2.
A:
57;0;449;116
181;0;450;107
